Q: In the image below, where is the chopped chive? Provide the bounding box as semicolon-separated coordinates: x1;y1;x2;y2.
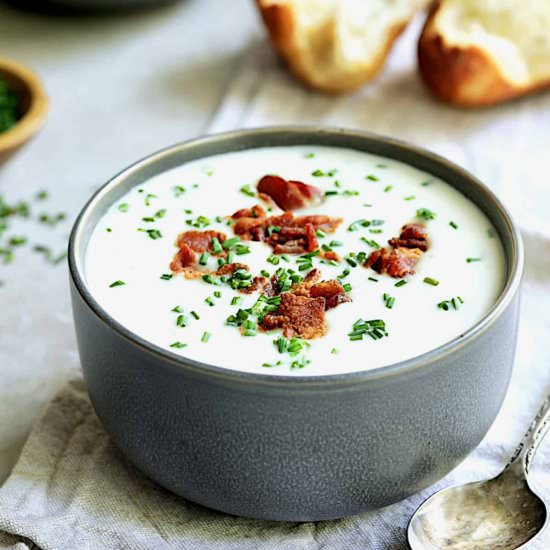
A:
235;244;250;255
142;217;155;222
199;252;209;266
176;314;188;327
170;342;187;349
466;257;481;263
144;193;157;206
311;169;325;177
416;208;436;221
394;280;407;288
36;190;48;201
213;290;222;298
160;273;172;281
171;305;183;313
331;348;339;354
205;296;215;307
383;293;396;309
368;277;378;282
106;228;112;232
231;296;242;306
363;203;373;207
384;185;393;193
366;174;379;181
8;236;26;246
201;331;210;343
360;237;380;249
404;195;416;201
305;152;315;159
202;274;218;285
449;221;458;230
222;237;239;250
173;185;186;197
325;190;339;196
240;184;255;197
154;209;166;219
211;237;223;254
117;203;129;212
343;283;352;292
191;311;200;320
423;277;439;286
138;228;162;240
109;280;126;288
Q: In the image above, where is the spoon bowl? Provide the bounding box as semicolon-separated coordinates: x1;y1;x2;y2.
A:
408;468;547;549
408;394;550;550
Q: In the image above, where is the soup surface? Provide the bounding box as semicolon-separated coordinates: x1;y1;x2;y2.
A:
85;146;505;376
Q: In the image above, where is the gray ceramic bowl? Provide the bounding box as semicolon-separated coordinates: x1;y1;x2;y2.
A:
69;127;523;522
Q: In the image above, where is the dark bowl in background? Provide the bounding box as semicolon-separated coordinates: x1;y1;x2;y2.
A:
69;127;524;521
2;0;182;13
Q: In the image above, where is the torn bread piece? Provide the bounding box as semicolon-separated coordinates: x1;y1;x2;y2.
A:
418;0;550;106
257;0;429;93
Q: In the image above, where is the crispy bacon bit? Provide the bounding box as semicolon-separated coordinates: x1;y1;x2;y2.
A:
231;206;341;256
365;247;423;278
320;249;341;262
389;223;429;252
177;230;227;254
309;279;351;310
216;262;249;276
290;268;322;296
365;223;429;278
231;204;266;219
170;243;196;271
261;293;327;339
257;175;322;211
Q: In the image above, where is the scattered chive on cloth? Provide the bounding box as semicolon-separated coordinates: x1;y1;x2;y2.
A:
2;21;550;550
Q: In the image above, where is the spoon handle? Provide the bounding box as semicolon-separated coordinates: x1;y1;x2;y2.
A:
508;394;550;474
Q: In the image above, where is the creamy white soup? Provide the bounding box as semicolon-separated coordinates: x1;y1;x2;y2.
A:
85;146;505;376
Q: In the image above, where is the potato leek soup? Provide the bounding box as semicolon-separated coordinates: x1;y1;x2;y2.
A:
85;146;505;376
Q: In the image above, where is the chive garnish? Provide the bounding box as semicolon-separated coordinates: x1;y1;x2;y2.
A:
331;348;339;354
394;280;407;287
343;283;352;292
138;228;162;240
231;296;241;306
235;244;250;255
201;331;210;343
240;184;255;197
366;175;379;181
368;277;378;282
423;277;439;286
160;273;172;281
202;274;218;285
191;311;200;320
222;237;240;250
117;203;129;212
171;305;183;313
176;314;188;327
205;296;215;307
169;342;187;349
173;185;186;197
305;152;315;159
348;319;388;341
383;293;395;309
416;208;436;221
109;280;126;288
360;237;380;249
449;221;458;229
404;195;416;201
199;252;209;266
384;185;392;193
211;237;223;254
438;296;464;311
144;193;157;206
466;257;481;263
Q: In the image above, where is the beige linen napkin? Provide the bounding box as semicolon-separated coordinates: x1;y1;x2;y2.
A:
2;20;550;550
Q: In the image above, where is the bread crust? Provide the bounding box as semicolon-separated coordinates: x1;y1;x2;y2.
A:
256;1;412;94
418;0;550;107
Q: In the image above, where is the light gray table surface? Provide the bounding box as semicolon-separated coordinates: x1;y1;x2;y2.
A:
0;0;259;483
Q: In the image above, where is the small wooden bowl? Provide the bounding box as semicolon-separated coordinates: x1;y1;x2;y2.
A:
0;57;49;163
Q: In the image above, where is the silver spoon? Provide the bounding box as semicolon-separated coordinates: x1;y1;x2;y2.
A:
408;394;550;549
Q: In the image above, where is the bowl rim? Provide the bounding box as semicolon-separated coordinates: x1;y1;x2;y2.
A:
0;56;49;152
69;126;524;387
